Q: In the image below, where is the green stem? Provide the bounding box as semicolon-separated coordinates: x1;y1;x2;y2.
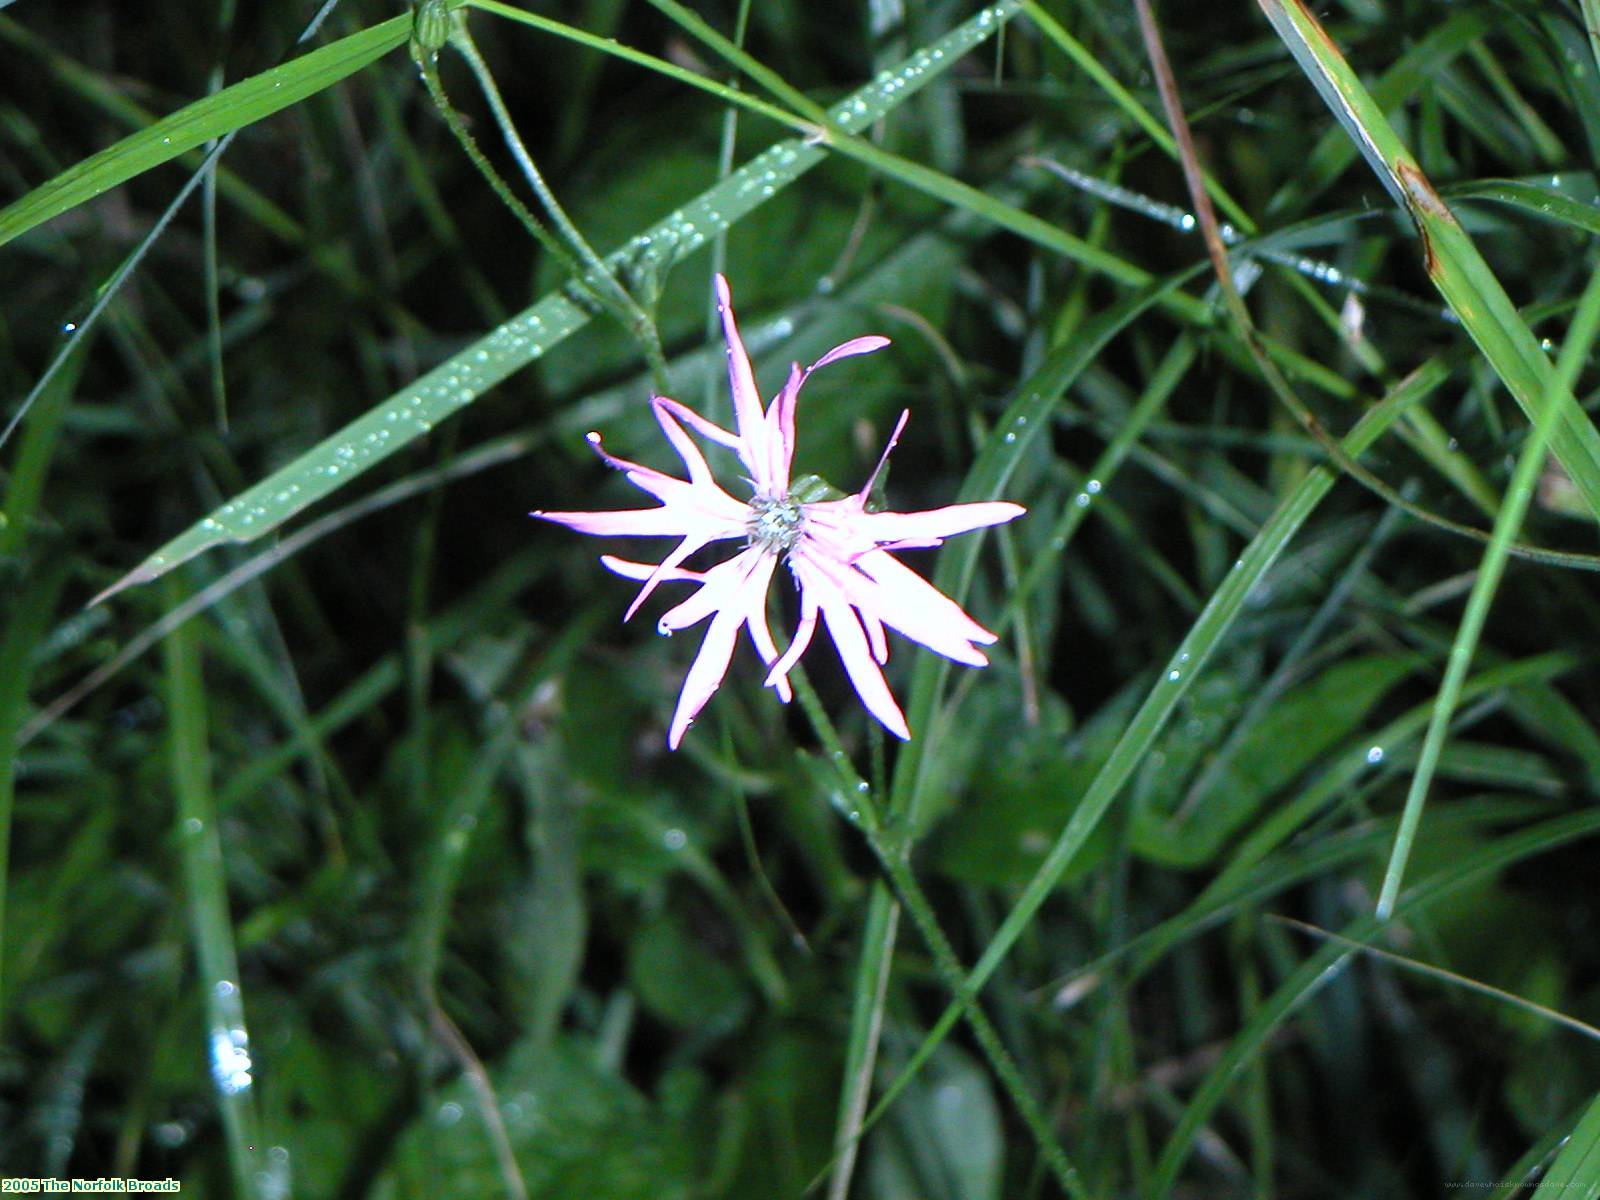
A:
448;21;670;391
416;55;573;272
786;666;1086;1199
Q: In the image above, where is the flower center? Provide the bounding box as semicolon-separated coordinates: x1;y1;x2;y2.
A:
747;493;805;553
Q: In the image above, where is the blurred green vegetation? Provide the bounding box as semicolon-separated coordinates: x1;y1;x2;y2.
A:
4;0;1600;1196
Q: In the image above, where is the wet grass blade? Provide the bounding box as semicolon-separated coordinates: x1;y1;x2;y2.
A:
0;13;416;248
1256;0;1600;523
827;884;899;1200
1536;1089;1600;1199
891;266;1207;825
0;559;67;1028
1445;177;1600;238
91;2;1017;601
162;582;264;1199
868;360;1447;1125
1151;808;1600;1197
1376;262;1600;917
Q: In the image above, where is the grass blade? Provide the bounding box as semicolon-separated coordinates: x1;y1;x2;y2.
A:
91;2;1018;601
1151;808;1600;1196
869;360;1447;1125
162;582;263;1199
1536;1089;1600;1199
0;13;415;248
1376;262;1600;916
1256;0;1600;523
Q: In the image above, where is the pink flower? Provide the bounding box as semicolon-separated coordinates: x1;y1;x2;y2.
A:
533;275;1024;748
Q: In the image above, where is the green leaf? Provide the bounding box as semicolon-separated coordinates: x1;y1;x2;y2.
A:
1447;176;1600;238
868;1045;1003;1200
627;910;749;1034
381;1036;700;1200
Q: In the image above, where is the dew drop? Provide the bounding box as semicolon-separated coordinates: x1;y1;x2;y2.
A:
1366;745;1385;764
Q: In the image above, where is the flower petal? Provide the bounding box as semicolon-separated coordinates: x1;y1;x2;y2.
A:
667;604;743;749
848;550;995;665
665;545;780;747
625;531;725;622
809;335;891;373
651;397;717;487
714;274;773;491
584;431;746;523
737;555;793;702
792;556;910;740
765;573;819;690
767;338;892;494
851;500;1026;546
857;409;910;502
656;546;766;632
600;555;707;583
765;362;803;494
532;507;692;538
817;588;910;741
654;395;744;455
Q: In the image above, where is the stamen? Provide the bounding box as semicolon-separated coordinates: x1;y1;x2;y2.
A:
747;493;805;553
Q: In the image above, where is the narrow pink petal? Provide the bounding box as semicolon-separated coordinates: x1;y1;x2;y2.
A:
816;582;910;740
651;396;720;487
809;335;890;372
766;362;803;493
625;531;721;622
586;431;747;522
857;409;910;501
854;550;997;645
853;500;1026;545
667;603;743;749
845;551;993;666
654;395;744;455
532;508;690;537
771;338;891;482
657;546;766;632
736;554;793;702
714;274;773;491
795;539;991;667
764;573;819;690
600;555;706;583
665;543;782;748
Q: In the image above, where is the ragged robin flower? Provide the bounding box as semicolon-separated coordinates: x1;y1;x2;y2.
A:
533;275;1024;748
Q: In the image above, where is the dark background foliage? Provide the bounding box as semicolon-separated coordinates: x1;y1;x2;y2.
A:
3;0;1600;1196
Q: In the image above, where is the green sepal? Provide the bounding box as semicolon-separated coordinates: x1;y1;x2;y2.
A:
789;474;847;505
